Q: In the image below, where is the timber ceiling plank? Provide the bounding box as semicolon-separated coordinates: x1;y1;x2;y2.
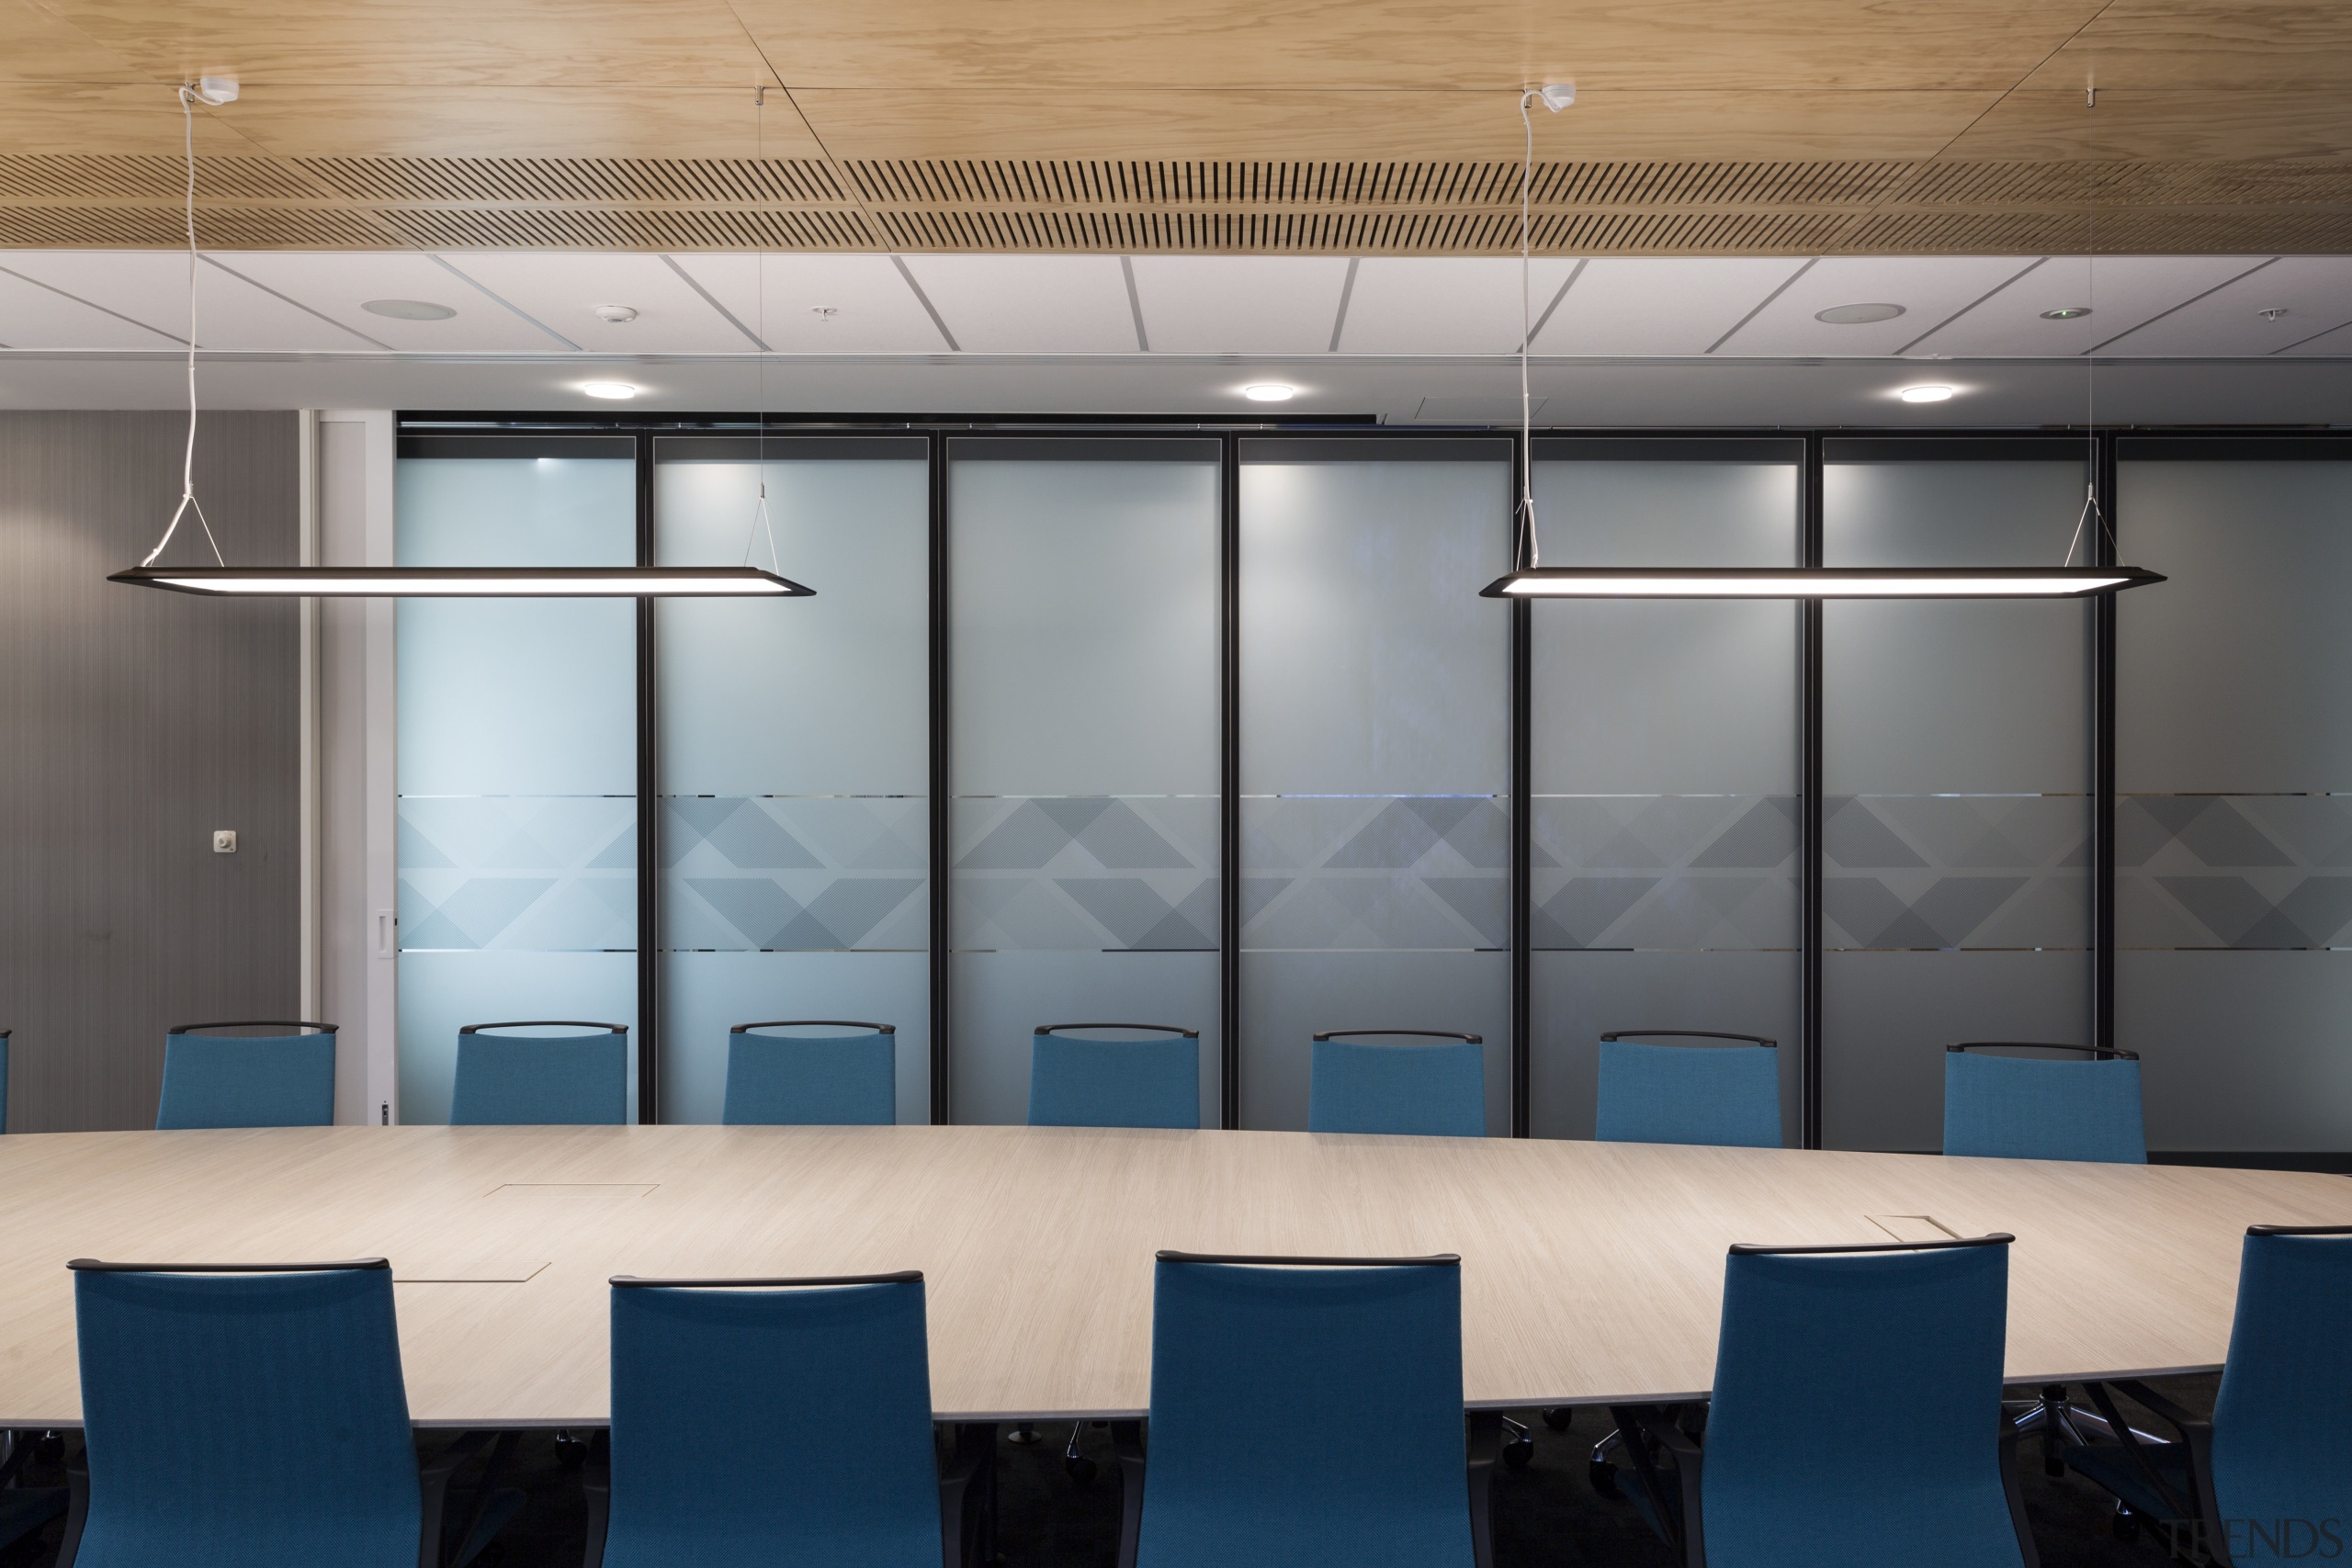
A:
1942;88;2352;163
207;86;820;162
0;0;144;81
2019;0;2352;90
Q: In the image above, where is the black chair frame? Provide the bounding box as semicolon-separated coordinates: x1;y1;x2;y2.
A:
1039;1023;1198;1039
57;1258;514;1568
459;1021;627;1036
1946;1041;2140;1060
582;1270;990;1568
1607;1235;2037;1568
729;1020;896;1035
1599;1031;1778;1049
1114;1252;1496;1568
168;1021;337;1037
1310;1029;1482;1043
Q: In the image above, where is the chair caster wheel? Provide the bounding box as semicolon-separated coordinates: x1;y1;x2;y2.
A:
1065;1454;1097;1487
1503;1436;1534;1471
1006;1426;1041;1446
554;1433;589;1470
1588;1459;1620;1498
1541;1406;1574;1433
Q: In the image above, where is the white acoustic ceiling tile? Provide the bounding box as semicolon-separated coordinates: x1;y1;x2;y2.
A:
2098;256;2352;356
1339;257;1579;355
1532;258;1809;356
2278;316;2352;357
445;254;754;354
899;254;1136;353
1714;256;2039;356
1905;255;2273;357
207;252;566;351
666;254;949;352
2;251;379;352
0;263;180;348
1126;256;1351;354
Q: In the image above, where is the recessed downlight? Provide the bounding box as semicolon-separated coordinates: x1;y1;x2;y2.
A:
1242;383;1297;402
580;381;639;400
362;298;456;321
593;304;639;323
1815;302;1905;325
1897;384;1955;404
2040;307;2093;321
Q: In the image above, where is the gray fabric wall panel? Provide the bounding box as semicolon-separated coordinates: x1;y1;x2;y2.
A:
0;412;299;1132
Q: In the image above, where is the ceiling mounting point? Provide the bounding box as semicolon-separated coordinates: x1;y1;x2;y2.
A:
189;76;238;106
2258;307;2290;321
1531;82;1576;112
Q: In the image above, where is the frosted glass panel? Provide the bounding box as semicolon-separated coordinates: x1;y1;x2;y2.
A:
1821;457;2091;1151
1527;448;1802;1142
394;447;639;1123
2117;456;2352;1151
1238;445;1512;1132
949;447;1221;1125
652;444;932;1122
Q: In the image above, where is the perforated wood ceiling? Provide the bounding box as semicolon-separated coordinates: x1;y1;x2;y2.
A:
2;0;2348;254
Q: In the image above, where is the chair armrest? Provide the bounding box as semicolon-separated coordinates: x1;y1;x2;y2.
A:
937;1423;994;1568
1623;1405;1707;1568
1111;1421;1146;1568
579;1429;609;1568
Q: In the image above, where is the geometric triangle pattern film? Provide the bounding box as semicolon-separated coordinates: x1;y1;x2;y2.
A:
954;795;1216;952
1824;794;2088;951
397;795;638;952
2119;794;2352;950
663;795;927;952
1242;795;1510;952
1531;795;1796;952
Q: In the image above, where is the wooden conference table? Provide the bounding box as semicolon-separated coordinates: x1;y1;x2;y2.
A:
0;1123;2344;1427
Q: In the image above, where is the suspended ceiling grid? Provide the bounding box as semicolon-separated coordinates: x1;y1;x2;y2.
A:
2;0;2350;254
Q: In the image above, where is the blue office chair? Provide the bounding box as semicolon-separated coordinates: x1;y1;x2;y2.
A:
154;1021;338;1131
1116;1250;1495;1568
724;1021;898;1126
1028;1024;1200;1131
2061;1224;2352;1560
450;1021;628;1126
1307;1031;1486;1137
1611;1234;2034;1568
62;1258;517;1568
1943;1043;2146;1163
1596;1032;1781;1148
589;1269;989;1568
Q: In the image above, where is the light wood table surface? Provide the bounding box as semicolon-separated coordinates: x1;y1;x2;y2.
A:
0;1124;2343;1428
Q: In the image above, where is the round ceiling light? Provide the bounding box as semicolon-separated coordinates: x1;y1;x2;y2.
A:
1242;383;1297;402
1815;302;1905;325
593;304;639;323
2040;307;2093;321
1897;384;1955;404
580;381;639;400
362;298;456;321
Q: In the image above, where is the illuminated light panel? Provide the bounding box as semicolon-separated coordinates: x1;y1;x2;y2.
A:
109;566;811;597
1481;567;2165;598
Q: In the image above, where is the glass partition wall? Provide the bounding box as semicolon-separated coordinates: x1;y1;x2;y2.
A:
1526;441;1803;1143
387;418;2338;1156
1820;445;2094;1151
394;436;640;1122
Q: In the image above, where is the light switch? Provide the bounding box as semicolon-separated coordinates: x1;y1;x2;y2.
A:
212;829;237;853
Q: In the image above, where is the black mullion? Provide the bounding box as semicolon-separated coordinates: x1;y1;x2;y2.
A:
929;432;952;1124
633;430;660;1124
2092;429;2120;1054
1798;432;1825;1150
1509;430;1532;1139
1219;434;1241;1131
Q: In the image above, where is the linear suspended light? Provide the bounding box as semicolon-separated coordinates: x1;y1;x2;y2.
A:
1482;566;2165;599
110;566;811;597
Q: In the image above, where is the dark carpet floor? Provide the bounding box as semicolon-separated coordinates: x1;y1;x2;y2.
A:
0;1378;2211;1567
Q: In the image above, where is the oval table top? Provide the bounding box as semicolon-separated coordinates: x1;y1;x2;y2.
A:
0;1122;2343;1427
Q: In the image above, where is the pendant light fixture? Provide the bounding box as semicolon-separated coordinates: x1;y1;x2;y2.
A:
109;85;808;602
1477;85;2163;603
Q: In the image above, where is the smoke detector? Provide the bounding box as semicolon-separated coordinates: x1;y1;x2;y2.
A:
594;304;639;323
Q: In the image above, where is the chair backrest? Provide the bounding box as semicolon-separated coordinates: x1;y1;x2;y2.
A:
1701;1236;2021;1568
70;1259;420;1567
723;1021;897;1126
1307;1032;1485;1137
1027;1024;1200;1130
605;1270;941;1568
1141;1251;1471;1568
155;1021;338;1130
2210;1224;2352;1537
1942;1043;2146;1163
450;1021;628;1125
1595;1032;1781;1148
